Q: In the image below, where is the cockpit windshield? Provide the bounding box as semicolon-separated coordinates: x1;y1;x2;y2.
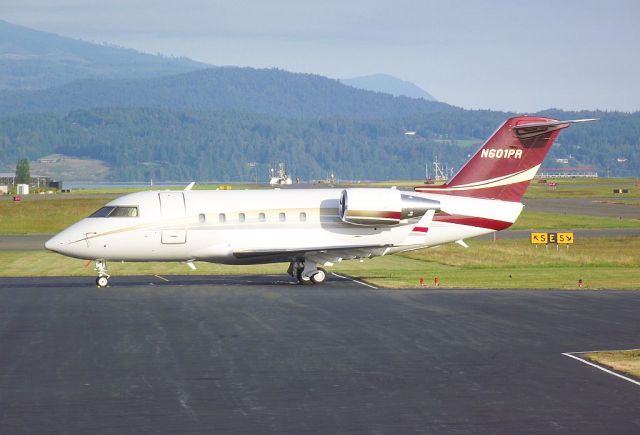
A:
89;206;139;218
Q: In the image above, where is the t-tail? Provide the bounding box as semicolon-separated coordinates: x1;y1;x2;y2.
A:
415;116;596;202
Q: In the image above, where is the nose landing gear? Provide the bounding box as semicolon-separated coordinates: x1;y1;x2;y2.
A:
95;259;110;288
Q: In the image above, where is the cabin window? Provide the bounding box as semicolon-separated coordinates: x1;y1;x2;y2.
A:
109;206;139;217
199;213;206;223
219;213;226;223
239;213;245;223
279;212;286;222
258;212;266;222
89;206;138;218
299;212;307;222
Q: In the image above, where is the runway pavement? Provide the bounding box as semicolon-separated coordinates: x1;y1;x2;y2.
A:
0;235;49;250
0;275;638;433
523;197;640;219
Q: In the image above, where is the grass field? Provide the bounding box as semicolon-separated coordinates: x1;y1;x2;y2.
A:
2;237;638;289
0;198;111;234
583;350;640;378
334;237;640;289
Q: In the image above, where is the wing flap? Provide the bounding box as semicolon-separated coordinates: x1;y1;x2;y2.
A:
232;244;392;262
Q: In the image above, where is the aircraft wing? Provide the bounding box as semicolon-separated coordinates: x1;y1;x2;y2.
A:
233;244;393;265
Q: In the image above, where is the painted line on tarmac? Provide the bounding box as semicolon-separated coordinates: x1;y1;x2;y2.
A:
562;350;640;387
154;275;170;282
331;272;378;289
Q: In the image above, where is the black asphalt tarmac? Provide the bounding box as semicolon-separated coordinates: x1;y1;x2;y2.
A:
0;235;50;250
523;197;640;219
0;275;639;434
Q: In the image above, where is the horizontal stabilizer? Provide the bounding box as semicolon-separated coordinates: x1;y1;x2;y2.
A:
513;118;598;129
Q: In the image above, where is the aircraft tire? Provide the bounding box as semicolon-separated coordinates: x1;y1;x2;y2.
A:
297;270;313;285
96;276;109;288
310;268;327;284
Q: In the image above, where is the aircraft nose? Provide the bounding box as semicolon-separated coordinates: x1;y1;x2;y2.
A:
45;232;80;255
45;233;63;252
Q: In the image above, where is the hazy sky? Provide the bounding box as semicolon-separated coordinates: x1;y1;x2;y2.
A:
4;0;639;112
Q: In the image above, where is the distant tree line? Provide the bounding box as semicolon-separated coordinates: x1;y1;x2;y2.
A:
0;107;638;181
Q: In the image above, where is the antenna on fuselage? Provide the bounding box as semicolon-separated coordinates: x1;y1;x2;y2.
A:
184;182;195;191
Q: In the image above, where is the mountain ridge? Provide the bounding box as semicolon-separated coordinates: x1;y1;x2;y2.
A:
341;74;436;101
0;67;457;120
0;19;209;90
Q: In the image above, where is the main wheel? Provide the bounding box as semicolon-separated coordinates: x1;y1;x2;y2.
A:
296;270;312;285
96;276;109;288
310;268;327;284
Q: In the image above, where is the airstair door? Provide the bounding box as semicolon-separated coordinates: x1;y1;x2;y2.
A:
159;192;187;244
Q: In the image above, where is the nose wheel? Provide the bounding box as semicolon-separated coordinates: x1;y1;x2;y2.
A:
96;276;109;288
94;259;110;288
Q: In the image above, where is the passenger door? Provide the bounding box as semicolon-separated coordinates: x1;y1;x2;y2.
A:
159;192;187;244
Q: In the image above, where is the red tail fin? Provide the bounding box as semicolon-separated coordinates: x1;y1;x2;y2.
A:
415;116;594;201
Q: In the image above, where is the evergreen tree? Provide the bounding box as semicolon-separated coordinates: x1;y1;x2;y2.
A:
16;158;30;184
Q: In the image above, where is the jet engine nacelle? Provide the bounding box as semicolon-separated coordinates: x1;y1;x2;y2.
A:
339;188;440;227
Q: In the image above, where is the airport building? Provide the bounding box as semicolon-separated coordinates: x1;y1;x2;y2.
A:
536;166;599;178
0;173;57;191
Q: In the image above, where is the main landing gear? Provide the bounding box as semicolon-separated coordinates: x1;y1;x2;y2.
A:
95;259;110;288
288;261;327;285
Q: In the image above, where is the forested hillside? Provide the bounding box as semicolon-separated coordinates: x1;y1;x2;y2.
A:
0;108;467;181
1;108;637;181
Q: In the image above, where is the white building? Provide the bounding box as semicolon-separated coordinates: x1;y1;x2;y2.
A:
17;184;30;195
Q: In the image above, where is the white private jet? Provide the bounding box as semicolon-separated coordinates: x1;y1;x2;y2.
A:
46;116;593;287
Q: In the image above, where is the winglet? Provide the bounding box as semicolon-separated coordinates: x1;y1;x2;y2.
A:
184;182;196;191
